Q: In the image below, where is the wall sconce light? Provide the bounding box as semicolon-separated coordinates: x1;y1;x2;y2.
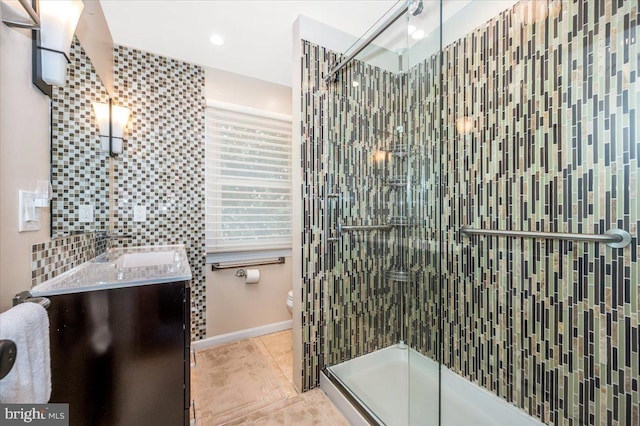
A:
1;0;41;29
32;0;84;96
92;99;131;156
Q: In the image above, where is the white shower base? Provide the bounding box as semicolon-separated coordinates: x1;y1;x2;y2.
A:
324;345;543;426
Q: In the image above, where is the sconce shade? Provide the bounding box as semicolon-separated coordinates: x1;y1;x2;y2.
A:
110;105;130;154
93;101;131;155
39;0;84;86
92;102;111;151
111;105;131;139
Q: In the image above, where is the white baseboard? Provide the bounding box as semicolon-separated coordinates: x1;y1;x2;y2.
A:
191;319;292;351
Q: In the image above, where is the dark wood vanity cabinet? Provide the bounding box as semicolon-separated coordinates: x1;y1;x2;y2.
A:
47;281;190;426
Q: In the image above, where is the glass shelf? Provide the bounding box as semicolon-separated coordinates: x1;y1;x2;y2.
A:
377;143;408;157
388;216;415;227
384;267;414;282
385;176;407;187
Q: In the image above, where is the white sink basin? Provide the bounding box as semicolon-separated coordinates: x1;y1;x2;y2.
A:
116;251;176;268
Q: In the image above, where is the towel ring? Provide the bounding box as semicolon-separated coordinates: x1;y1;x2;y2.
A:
0;340;17;380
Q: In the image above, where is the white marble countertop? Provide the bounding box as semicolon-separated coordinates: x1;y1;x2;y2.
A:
30;245;192;296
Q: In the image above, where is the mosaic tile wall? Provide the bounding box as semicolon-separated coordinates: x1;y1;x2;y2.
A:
434;1;639;424
305;0;639;424
111;46;207;340
300;41;403;389
324;81;402;363
51;38;111;236
31;233;107;286
405;56;441;359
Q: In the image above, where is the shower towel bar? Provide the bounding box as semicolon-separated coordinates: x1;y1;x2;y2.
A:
460;226;632;248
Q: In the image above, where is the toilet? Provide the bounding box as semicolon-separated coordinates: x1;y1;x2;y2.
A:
286;290;293;314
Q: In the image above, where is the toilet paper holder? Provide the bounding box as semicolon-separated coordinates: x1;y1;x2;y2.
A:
236;268;260;284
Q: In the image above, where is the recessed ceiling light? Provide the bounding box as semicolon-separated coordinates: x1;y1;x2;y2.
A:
411;29;426;40
209;34;224;46
352;81;360;87
407;25;417;35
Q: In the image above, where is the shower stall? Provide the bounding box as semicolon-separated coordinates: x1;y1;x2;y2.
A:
300;0;639;425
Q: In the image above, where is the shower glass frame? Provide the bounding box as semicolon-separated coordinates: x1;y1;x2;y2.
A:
320;1;444;425
318;0;639;425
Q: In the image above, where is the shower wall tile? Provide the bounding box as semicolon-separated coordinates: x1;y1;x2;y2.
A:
111;46;207;340
405;57;442;359
305;0;639;424
428;0;638;424
300;41;402;390
51;38;111;236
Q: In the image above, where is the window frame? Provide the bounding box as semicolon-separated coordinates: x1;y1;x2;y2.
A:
205;99;293;258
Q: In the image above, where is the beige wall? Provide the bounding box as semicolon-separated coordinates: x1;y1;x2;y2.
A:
204;67;293;338
0;20;52;312
75;0;114;96
205;67;291;115
206;262;292;336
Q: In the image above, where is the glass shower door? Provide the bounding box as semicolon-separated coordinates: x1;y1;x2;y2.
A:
321;79;409;424
404;2;443;424
436;1;639;425
312;0;638;424
320;1;444;425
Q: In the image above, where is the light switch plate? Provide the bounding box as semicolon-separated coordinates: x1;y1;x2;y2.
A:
79;204;94;223
18;190;40;232
134;205;146;222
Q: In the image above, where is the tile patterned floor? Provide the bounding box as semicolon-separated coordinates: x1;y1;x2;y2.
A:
192;330;349;425
256;331;295;388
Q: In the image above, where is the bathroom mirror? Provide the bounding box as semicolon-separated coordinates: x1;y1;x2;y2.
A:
50;36;111;237
49;0;115;237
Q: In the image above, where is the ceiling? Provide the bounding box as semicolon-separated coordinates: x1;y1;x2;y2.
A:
99;0;398;87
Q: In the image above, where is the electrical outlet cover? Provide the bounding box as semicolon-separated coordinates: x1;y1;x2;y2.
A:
79;204;94;223
134;205;146;222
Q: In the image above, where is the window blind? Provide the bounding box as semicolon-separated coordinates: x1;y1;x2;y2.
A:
205;101;292;253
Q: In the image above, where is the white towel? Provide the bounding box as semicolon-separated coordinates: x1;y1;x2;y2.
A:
0;303;51;403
